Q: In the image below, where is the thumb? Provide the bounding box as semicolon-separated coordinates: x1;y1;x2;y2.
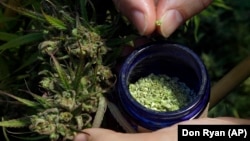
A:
112;0;156;35
73;128;155;141
156;0;212;37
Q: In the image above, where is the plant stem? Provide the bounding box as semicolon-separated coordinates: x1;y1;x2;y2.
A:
92;96;107;127
209;56;250;109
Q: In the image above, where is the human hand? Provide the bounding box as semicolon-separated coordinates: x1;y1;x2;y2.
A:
112;0;212;37
73;117;250;141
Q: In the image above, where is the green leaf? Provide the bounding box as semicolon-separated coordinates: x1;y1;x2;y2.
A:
0;118;30;128
72;55;85;92
50;54;71;90
0;33;44;53
43;12;67;30
19;90;53;109
0;32;19;41
212;0;233;10
0;90;40;108
80;0;89;23
0;2;45;22
193;16;201;42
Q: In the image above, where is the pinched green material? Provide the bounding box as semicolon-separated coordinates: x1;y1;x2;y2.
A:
129;73;195;112
155;20;162;26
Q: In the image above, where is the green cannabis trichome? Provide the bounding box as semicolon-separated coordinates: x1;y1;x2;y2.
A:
129;73;196;112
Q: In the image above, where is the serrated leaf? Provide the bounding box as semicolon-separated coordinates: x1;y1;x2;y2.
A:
0;90;40;108
0;118;30;128
43;12;67;30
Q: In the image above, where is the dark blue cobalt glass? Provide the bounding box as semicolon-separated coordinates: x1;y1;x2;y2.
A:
116;41;210;131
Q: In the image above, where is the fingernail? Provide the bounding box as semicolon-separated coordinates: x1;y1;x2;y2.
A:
160;10;183;38
131;10;147;35
74;133;88;141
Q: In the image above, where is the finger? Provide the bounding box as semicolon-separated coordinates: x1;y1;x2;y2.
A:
112;0;156;35
156;0;212;37
74;128;155;141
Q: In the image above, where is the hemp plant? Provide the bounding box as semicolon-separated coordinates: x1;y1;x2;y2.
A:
0;1;125;140
129;73;196;112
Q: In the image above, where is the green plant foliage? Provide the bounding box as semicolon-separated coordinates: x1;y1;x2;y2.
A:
42;13;67;30
0;118;30;128
0;33;44;53
0;1;133;140
0;90;40;108
0;1;45;22
0;32;19;41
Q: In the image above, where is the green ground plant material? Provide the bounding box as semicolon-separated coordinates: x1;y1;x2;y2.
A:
129;73;196;112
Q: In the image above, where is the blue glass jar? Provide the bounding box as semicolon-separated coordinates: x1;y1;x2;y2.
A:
116;41;210;131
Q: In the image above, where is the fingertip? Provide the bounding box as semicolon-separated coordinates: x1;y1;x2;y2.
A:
74;133;88;141
113;0;156;36
129;8;156;36
130;10;148;35
158;9;183;38
156;0;212;38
